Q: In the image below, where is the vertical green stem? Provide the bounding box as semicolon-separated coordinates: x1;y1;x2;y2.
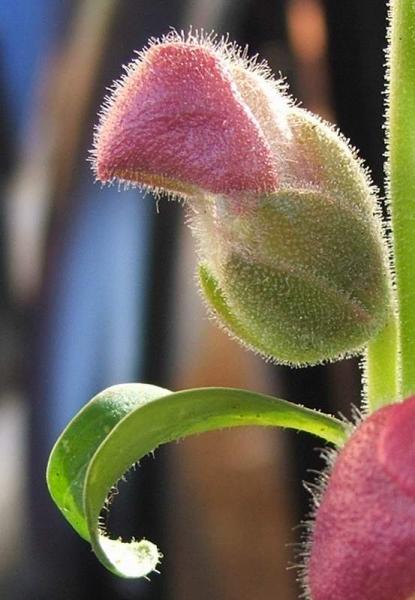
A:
365;314;399;411
388;0;415;399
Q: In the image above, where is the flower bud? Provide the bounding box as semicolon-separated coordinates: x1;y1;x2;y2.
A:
307;397;415;600
93;32;391;365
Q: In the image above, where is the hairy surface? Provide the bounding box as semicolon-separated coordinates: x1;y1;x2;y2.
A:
308;397;415;600
93;30;392;366
94;38;278;196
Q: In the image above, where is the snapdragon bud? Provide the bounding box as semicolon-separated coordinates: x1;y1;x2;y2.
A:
307;397;415;600
93;32;391;365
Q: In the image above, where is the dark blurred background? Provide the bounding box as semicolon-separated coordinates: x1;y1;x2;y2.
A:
0;1;386;598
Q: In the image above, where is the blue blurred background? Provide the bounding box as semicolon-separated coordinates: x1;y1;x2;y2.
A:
0;1;386;598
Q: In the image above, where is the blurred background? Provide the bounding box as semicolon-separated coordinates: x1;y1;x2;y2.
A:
0;1;387;598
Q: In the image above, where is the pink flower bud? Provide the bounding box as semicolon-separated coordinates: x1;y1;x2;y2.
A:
93;37;278;196
307;397;415;600
93;32;391;365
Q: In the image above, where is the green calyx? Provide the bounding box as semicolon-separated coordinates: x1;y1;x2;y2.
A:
197;189;391;366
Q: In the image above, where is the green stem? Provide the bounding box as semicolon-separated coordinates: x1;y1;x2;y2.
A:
365;313;399;411
387;0;415;399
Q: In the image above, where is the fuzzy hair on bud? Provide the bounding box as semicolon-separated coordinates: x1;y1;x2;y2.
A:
92;30;392;366
92;31;278;197
307;396;415;600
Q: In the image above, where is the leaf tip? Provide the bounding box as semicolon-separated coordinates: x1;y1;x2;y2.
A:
98;534;162;578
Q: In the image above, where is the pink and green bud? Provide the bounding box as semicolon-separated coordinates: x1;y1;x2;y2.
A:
93;32;391;365
307;396;415;600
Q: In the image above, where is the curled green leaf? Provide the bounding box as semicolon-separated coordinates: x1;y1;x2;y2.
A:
46;383;348;578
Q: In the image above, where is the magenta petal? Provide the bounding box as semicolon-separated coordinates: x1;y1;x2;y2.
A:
379;397;415;500
94;42;278;195
308;398;415;600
